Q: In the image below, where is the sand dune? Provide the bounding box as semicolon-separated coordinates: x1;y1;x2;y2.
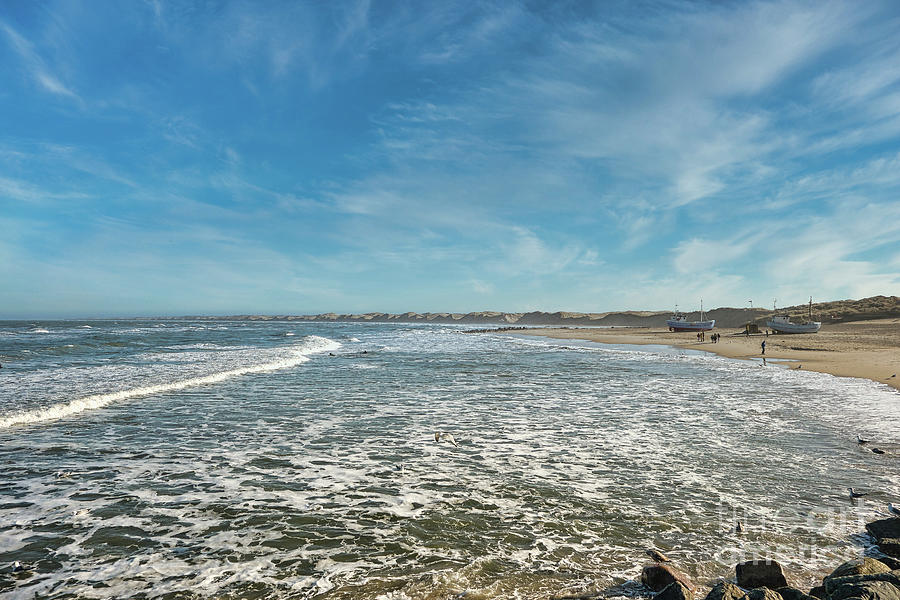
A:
177;295;900;328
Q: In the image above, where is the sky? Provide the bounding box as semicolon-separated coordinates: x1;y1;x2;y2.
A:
1;0;900;318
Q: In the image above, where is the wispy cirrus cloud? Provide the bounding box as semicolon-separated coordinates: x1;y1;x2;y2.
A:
0;175;91;203
0;21;80;102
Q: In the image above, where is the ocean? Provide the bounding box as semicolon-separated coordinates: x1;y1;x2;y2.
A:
1;320;898;599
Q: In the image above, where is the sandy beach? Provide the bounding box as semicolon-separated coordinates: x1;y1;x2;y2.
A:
512;318;900;392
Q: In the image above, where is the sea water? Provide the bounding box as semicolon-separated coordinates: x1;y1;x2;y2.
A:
1;320;898;599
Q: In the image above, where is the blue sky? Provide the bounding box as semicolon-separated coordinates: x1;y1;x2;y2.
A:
2;0;900;318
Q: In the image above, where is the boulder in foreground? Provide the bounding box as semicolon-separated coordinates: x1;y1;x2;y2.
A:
657;581;694;600
808;586;827;599
704;581;746;600
642;563;695;592
777;587;819;600
867;519;900;544
823;571;900;599
825;559;892;582
744;587;784;600
829;579;900;600
737;560;789;590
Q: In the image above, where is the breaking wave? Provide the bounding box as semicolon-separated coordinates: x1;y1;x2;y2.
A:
0;335;339;429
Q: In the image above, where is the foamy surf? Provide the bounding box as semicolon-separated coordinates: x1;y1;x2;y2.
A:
3;320;900;600
0;335;339;429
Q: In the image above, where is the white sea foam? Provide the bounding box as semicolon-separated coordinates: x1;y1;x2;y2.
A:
4;324;900;599
0;335;339;429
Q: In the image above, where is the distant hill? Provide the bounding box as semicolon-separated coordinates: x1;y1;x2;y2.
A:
778;295;900;324
172;295;900;329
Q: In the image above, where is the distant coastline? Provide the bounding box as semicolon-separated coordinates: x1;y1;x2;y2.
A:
158;295;900;329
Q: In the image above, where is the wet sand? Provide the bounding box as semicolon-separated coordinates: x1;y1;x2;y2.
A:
511;318;900;391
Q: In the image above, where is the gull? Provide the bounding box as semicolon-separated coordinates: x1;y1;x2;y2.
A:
434;432;459;447
889;503;900;517
872;448;886;455
857;435;870;445
849;487;868;499
646;549;671;563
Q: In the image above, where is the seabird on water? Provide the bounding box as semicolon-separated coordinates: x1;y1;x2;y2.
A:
872;448;886;455
849;487;868;499
889;503;900;517
434;432;459;447
645;549;671;563
12;561;24;572
857;435;870;445
734;521;745;533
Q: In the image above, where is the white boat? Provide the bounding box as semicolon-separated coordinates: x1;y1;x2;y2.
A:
666;302;715;332
766;298;821;334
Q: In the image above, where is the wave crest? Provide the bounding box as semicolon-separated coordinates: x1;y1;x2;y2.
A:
0;336;340;429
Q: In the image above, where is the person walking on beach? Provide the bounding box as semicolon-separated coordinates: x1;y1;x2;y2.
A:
761;340;766;355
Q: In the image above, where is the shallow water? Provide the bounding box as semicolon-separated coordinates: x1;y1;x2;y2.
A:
1;321;898;599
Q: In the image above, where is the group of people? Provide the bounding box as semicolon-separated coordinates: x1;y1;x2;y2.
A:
697;331;721;343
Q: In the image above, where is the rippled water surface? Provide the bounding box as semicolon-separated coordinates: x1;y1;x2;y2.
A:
1;320;898;599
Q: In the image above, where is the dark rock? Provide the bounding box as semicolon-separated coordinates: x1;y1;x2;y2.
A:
777;586;817;600
873;556;900;571
657;581;694;600
642;564;696;593
824;572;900;597
878;539;900;560
826;559;893;582
737;560;789;590
867;519;900;544
830;580;900;600
705;581;746;600
745;588;783;600
809;585;827;599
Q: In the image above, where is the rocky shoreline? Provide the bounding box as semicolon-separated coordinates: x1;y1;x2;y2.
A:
559;517;900;600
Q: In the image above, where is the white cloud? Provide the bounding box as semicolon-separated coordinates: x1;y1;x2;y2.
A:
469;279;494;295
0;21;80;102
0;175;91;203
666;195;900;306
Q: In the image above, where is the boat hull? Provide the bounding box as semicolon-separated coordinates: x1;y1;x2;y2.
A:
766;320;821;334
666;319;715;332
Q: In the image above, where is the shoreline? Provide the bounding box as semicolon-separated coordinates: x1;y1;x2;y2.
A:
505;318;900;392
